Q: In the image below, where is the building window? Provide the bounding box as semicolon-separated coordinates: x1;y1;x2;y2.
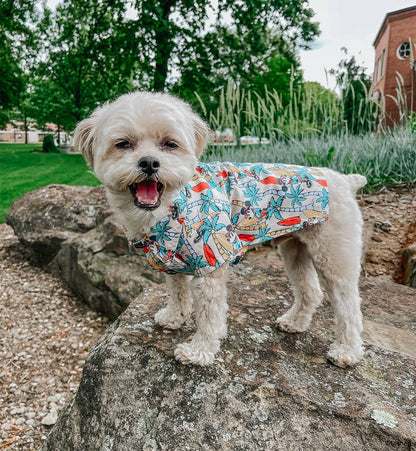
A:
376;49;385;82
397;41;411;60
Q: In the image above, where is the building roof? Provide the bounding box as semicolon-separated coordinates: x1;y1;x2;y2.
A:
5;122;58;132
373;5;416;47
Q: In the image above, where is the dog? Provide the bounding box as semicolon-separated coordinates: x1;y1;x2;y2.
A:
74;91;366;368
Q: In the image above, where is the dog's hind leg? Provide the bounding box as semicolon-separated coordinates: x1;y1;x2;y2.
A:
299;228;364;367
154;274;193;330
174;266;228;365
276;237;324;333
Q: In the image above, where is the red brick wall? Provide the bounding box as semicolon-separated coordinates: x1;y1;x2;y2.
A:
373;9;416;126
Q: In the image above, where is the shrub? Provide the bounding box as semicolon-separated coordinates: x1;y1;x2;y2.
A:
42;135;59;153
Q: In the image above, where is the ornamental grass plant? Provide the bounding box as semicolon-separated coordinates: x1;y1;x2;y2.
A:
200;80;416;191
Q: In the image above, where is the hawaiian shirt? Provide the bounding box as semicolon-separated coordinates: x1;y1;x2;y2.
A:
129;162;329;277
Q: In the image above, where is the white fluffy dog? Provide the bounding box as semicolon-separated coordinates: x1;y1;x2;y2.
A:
74;91;366;368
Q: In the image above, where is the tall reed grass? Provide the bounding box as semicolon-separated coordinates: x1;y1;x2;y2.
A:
202;128;416;190
198;78;381;141
198;80;416;190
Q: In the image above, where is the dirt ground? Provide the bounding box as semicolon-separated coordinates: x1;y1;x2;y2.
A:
0;185;415;450
359;185;416;281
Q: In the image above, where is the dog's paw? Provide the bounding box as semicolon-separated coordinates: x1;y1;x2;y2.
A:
174;342;215;366
276;314;309;333
154;307;187;330
327;343;364;368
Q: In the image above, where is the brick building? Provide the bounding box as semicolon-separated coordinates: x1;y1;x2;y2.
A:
372;6;416;127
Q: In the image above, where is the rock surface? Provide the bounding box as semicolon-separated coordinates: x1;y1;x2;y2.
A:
6;185;163;319
5;184;416;449
41;251;416;450
6;185;111;264
401;221;416;288
47;215;163;319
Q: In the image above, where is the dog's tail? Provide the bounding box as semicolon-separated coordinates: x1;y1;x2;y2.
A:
346;174;367;193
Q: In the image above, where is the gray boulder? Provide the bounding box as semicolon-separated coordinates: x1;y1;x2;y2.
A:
6;185;163;318
6;184;416;448
402;242;416;287
42;251;416;450
47;215;164;319
401;219;416;288
6;185;111;264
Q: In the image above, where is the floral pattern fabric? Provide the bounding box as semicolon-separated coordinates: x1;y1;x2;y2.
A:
129;162;329;277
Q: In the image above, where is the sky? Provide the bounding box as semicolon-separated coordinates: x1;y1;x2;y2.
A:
299;0;416;88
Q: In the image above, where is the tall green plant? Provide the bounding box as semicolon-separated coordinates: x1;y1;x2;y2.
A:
200;77;381;142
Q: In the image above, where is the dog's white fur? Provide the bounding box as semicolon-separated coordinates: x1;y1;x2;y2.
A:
75;91;366;368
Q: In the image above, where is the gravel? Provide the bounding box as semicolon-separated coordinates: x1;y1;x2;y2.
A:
0;224;108;450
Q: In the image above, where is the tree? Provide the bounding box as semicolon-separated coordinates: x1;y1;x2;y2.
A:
329;48;373;133
132;0;319;92
171;19;310;118
30;0;138;131
26;0;320;128
0;0;38;126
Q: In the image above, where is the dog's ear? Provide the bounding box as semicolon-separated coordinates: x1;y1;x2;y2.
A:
73;116;97;167
193;114;209;158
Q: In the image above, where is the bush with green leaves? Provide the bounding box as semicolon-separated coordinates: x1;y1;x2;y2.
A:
42;134;58;153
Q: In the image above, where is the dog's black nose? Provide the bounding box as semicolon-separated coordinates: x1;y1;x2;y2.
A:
138;156;160;175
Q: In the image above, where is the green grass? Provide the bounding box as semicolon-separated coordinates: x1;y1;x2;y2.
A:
0;143;101;223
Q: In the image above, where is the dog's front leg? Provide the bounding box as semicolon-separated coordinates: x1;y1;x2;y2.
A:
155;274;193;329
174;266;228;366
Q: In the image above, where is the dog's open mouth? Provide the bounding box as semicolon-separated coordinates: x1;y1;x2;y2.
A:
129;180;164;209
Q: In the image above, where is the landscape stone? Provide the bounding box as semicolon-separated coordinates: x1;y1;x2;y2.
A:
6;185;163;319
6;185;111;264
47;216;164;319
41;251;416;450
402;243;416;288
5;184;416;449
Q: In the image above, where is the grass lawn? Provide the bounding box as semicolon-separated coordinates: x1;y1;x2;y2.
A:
0;143;101;223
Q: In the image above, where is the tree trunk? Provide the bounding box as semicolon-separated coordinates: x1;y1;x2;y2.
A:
24;111;28;144
153;0;176;92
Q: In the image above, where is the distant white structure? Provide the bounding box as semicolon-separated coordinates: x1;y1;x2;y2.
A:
0;121;69;144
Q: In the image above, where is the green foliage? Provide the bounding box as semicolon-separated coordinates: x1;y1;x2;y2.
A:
329;48;374;134
0;144;100;223
156;0;319;93
4;0;321;129
303;146;335;167
202;128;416;191
42;135;59;153
200;77;380;144
30;0;137;130
0;0;39;125
171;11;312;111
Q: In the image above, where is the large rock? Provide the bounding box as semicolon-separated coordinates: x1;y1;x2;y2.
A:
401;221;416;288
42;251;416;450
6;185;163;318
47;215;164;319
5;184;416;448
6;185;111;264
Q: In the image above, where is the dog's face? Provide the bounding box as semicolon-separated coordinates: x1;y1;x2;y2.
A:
74;92;208;230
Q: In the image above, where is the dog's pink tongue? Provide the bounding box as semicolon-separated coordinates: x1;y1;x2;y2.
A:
136;180;159;204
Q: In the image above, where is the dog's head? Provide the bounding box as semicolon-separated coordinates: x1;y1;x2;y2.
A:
74;92;208;216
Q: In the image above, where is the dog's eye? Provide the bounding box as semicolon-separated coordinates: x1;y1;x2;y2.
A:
115;140;133;150
162;140;179;150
